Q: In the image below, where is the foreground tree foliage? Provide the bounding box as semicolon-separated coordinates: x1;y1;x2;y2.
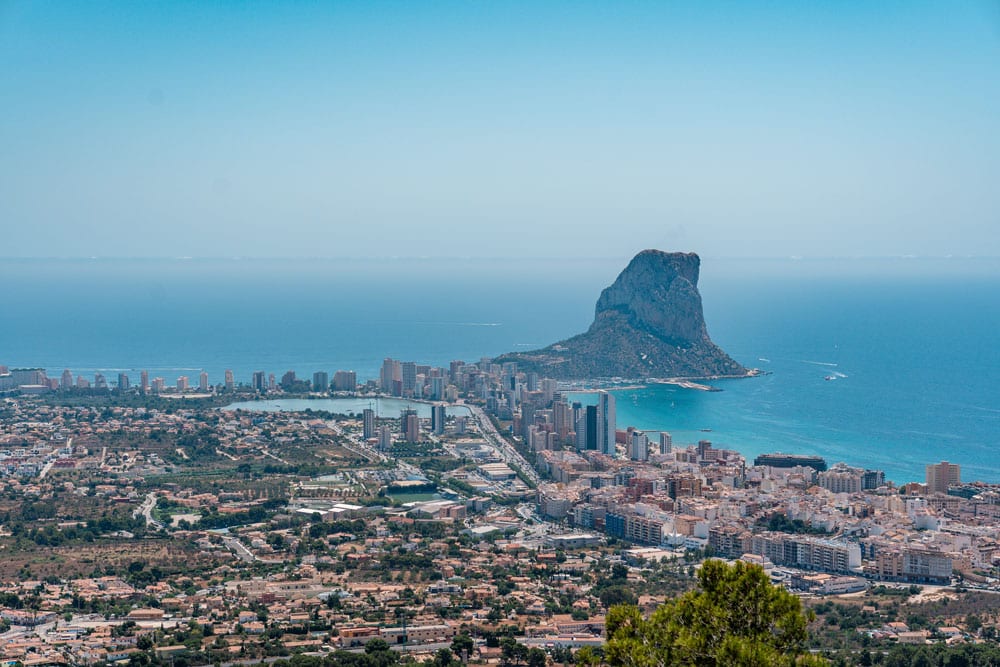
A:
604;560;827;667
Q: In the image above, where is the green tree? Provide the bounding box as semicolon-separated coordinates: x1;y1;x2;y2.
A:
527;647;547;667
365;638;391;654
433;648;458;667
605;560;826;667
599;585;637;610
574;647;603;667
965;613;982;634
451;633;475;661
501;637;529;667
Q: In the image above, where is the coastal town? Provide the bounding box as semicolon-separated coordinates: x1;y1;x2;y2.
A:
3;360;1000;666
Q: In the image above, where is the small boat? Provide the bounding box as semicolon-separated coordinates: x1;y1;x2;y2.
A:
700;428;712;432
825;375;836;381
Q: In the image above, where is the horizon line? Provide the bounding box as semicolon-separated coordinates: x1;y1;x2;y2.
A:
3;254;1000;262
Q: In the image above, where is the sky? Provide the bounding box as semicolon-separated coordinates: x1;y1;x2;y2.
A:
2;1;999;260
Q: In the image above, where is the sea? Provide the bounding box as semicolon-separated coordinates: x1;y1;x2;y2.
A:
3;256;999;485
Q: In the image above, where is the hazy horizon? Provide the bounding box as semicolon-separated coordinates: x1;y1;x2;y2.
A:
5;253;1000;260
5;254;1000;286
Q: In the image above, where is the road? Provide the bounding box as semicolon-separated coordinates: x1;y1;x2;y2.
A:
261;449;289;465
325;419;387;464
310;400;536;489
223;536;256;562
38;437;71;480
37;458;56;480
522;637;605;649
217;640;464;666
464;404;540;485
133;492;164;531
318;398;538;486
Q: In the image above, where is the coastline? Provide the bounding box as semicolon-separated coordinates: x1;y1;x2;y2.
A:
218;382;977;487
561;367;764;393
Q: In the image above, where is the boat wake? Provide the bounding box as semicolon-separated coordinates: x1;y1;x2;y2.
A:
803;360;838;367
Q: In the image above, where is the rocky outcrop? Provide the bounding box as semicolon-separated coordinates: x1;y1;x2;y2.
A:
495;250;747;380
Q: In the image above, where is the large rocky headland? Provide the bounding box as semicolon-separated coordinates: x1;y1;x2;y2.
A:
494;249;749;381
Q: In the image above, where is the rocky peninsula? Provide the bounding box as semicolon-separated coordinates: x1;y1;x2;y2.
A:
495;249;748;381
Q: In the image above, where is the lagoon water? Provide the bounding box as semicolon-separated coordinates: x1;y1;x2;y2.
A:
3;257;999;484
223;397;473;419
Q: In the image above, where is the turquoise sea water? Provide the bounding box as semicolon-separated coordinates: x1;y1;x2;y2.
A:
2;257;998;484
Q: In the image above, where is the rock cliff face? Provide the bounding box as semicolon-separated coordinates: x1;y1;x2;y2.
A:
495;250;747;380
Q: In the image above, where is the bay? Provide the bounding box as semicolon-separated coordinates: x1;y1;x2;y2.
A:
2;257;998;484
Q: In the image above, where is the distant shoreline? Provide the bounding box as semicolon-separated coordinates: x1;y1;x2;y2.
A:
559;368;764;393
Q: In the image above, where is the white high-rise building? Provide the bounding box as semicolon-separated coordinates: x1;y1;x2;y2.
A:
430;376;445;401
659;432;673;455
199;371;209;392
378;425;393;452
540;378;558;403
630;431;649;461
818;464;863;494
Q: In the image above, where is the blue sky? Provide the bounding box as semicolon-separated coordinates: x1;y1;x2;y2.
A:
2;1;999;259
